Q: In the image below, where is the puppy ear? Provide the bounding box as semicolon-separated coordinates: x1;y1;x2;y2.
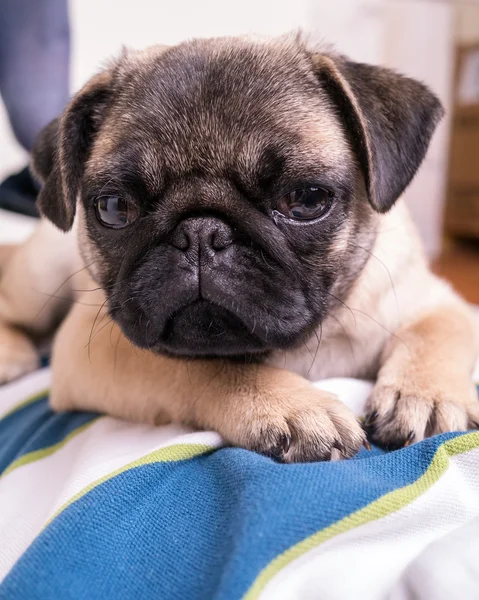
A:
31;71;113;231
313;54;444;213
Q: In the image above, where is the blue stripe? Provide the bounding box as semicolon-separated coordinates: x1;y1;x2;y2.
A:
0;429;469;600
0;398;98;475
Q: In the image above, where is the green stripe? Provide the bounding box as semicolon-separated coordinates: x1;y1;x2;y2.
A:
244;431;479;600
45;442;214;528
0;388;49;422
1;418;100;479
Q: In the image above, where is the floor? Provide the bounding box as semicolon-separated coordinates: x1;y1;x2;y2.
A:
432;240;479;305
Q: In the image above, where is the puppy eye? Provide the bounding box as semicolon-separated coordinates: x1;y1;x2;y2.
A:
95;196;139;229
276;187;333;221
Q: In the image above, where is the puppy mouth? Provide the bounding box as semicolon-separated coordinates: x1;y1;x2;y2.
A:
159;299;266;357
111;270;315;357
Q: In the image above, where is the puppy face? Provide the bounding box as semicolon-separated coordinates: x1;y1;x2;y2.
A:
81;41;368;356
32;36;443;358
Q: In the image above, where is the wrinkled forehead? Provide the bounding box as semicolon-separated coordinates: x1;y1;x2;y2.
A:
87;40;354;191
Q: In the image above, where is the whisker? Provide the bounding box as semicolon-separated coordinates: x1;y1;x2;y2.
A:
97;177;116;199
260;249;272;269
302;338;314;360
349;307;406;348
328;312;356;367
185;359;192;386
113;326;121;375
34;262;95;321
35;290;104;307
350;242;400;326
145;319;152;350
297;312;322;375
70;286;105;293
109;321;116;349
86;296;109;362
308;321;322;375
324;290;357;329
132;313;146;361
190;361;227;409
88;314;119;345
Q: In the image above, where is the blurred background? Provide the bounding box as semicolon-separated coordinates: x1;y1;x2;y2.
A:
0;0;478;299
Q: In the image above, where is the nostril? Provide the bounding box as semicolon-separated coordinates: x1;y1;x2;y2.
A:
170;229;190;251
169;217;233;254
211;228;233;251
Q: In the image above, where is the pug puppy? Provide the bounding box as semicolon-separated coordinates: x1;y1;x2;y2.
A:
0;35;478;462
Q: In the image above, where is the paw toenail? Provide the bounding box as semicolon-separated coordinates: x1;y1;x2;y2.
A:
280;433;291;455
364;411;378;427
403;431;415;447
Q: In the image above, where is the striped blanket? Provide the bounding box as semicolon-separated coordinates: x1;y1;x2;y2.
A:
1;367;479;600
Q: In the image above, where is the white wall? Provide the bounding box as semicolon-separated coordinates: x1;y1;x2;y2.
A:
70;0;309;91
1;0;385;180
383;0;455;257
0;0;463;256
2;0;310;182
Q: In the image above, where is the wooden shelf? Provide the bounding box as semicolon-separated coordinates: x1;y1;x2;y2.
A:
432;240;479;305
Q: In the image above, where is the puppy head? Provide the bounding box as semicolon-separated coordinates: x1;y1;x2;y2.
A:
31;35;443;358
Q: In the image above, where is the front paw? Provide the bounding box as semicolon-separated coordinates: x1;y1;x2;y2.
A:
230;383;365;463
0;324;39;384
365;378;479;449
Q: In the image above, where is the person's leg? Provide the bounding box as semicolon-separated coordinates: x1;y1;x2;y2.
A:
0;0;70;151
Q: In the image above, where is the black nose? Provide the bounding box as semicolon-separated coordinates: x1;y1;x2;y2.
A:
169;217;233;256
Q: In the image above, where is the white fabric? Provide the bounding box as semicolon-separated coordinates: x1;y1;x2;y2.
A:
259;448;479;600
1;364;479;594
